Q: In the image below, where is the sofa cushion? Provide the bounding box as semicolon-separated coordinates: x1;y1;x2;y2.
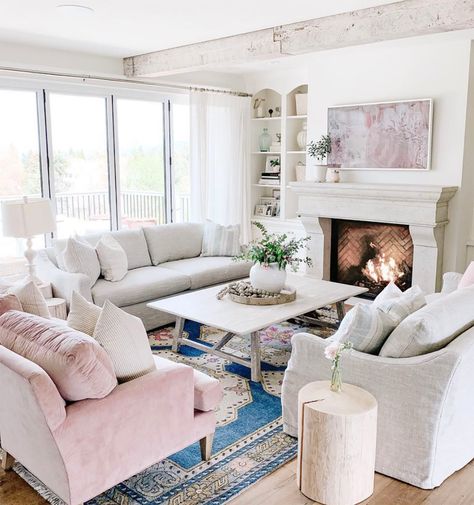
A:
380;284;474;358
109;229;152;270
8;280;50;319
152;355;221;412
0;310;117;401
143;223;204;265
160;257;252;290
0;293;22;316
93;300;156;383
67;291;102;336
96;235;128;281
201;221;241;257
92;266;191;307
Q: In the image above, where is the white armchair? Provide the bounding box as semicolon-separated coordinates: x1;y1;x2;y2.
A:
282;272;474;489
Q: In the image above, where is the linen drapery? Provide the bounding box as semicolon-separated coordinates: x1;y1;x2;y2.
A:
190;91;251;243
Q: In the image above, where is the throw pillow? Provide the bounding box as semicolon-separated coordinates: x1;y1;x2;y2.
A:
458;261;474;289
93;300;156;382
8;280;50;319
201;221;241;257
67;291;102;336
379;284;474;358
63;236;101;287
0;293;22;316
329;283;426;354
0;310;117;401
96;234;128;282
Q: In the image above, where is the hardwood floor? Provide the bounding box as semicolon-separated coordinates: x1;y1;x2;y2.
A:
1;459;474;505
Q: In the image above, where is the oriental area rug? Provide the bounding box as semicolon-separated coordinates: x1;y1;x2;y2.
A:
15;318;334;505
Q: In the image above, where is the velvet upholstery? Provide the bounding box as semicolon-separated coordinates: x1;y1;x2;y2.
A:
0;293;22;316
0;311;117;401
0;328;221;505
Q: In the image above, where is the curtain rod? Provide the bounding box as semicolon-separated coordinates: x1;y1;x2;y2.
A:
0;65;252;97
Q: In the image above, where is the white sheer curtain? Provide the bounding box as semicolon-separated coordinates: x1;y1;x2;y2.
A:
190;90;251;243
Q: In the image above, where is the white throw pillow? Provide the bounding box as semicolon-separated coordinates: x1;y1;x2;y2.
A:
67;291;102;336
201;221;241;257
63;237;101;287
379;284;474;358
8;280;50;319
329;283;426;354
93;300;156;382
96;234;128;282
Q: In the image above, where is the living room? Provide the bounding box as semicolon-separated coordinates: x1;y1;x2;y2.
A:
1;1;474;505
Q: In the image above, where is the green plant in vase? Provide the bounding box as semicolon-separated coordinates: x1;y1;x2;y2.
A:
307;134;333;182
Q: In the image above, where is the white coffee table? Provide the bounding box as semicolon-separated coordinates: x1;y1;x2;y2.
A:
148;274;367;382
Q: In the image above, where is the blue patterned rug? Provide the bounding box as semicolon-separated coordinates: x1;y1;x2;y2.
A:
15;319;333;505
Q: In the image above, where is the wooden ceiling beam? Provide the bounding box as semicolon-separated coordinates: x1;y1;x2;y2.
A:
124;0;474;77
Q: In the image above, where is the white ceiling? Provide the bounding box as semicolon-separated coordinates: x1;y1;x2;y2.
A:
0;0;402;58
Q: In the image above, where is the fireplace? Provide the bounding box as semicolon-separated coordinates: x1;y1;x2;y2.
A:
330;219;414;299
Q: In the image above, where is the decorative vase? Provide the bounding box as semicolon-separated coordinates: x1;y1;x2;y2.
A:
295;162;306;182
326;167;340;183
296;122;307;150
249;262;287;293
314;164;327;183
259;128;272;152
330;358;343;392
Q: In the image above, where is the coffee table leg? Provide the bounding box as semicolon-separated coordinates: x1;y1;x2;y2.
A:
336;301;346;324
172;317;185;353
250;331;262;382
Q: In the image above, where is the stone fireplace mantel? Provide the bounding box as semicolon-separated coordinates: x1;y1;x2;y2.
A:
289;182;458;293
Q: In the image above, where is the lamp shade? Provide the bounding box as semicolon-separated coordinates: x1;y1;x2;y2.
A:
1;197;56;238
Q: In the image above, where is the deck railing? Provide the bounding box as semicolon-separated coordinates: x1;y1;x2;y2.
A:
55;191;190;224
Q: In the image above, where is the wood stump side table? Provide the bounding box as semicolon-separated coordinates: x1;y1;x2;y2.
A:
297;381;377;505
46;298;67;320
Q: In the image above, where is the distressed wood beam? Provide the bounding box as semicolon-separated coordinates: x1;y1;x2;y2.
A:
124;0;474;77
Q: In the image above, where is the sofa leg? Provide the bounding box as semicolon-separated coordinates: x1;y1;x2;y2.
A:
1;450;14;471
200;434;214;461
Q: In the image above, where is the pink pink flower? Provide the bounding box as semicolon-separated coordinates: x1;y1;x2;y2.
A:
324;342;340;361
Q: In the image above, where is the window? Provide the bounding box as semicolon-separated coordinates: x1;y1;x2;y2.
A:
49;93;111;238
171;102;191;223
0;83;190;273
116;98;166;228
0;89;42;275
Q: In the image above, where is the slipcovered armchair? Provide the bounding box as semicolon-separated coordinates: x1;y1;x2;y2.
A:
0;349;221;505
282;322;474;490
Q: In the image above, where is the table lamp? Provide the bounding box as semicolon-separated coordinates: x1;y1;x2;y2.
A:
1;197;56;284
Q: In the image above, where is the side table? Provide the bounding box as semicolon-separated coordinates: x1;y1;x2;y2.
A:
46;298;67;320
297;380;377;505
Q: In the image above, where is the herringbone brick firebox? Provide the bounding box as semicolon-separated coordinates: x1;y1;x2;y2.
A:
331;219;414;299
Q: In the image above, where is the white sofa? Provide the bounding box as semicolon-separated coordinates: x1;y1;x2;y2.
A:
282;273;474;489
37;223;251;330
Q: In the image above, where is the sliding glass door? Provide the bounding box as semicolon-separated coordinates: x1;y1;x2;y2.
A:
0;89;43;273
115;98;166;228
48;93;111;238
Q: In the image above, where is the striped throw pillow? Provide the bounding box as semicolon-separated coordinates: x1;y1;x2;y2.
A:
63;237;101;287
93;300;156;382
67;291;102;336
8;280;50;319
201;221;241;257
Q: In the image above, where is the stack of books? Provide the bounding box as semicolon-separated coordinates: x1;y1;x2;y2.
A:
258;172;280;185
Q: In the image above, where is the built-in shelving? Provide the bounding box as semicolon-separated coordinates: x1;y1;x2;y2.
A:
250;84;308;225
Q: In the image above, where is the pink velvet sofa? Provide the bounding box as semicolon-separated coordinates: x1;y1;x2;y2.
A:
0;315;222;505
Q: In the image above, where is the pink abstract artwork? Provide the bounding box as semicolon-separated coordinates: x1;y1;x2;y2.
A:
327;99;432;169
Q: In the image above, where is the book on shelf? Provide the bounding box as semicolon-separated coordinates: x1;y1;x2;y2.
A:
258;178;280;185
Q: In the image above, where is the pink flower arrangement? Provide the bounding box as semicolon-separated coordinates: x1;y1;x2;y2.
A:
324;340;353;392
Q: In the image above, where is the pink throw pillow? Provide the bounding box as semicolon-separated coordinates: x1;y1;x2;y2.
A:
458;261;474;289
0;294;22;316
0;310;117;401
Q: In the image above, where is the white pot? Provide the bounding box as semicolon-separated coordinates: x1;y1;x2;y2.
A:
250;262;287;293
296;122;307;150
314;164;328;183
295;163;306;182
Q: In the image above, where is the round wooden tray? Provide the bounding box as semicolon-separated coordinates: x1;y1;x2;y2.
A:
229;286;296;305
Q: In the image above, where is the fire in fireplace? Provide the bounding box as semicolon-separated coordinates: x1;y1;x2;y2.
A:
330;219;414;299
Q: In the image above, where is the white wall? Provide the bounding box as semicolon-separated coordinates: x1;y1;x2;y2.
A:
244;33;474;273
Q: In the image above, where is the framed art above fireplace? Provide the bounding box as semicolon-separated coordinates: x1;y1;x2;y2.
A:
327;98;433;170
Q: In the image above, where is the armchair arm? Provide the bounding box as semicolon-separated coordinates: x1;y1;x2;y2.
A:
36;250;92;304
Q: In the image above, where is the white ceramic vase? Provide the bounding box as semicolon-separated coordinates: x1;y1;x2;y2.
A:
314;164;328;183
296;123;307;150
249;262;287;293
